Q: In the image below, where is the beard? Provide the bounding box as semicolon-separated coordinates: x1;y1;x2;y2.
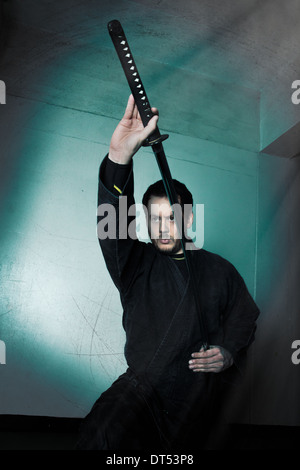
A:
151;236;182;255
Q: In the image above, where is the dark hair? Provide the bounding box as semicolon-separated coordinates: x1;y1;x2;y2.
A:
142;179;193;213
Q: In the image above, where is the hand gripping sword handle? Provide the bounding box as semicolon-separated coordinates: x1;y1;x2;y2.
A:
108;20;168;147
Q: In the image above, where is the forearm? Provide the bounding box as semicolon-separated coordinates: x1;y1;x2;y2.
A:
102;154;132;196
97;155;140;293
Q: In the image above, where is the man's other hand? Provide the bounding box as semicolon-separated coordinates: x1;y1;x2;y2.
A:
188;346;233;373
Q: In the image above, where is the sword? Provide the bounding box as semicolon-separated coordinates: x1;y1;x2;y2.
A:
108;20;209;351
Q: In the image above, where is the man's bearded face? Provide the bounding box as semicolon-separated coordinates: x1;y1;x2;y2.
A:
146;196;186;254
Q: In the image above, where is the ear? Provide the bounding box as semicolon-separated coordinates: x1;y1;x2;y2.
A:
186;211;194;229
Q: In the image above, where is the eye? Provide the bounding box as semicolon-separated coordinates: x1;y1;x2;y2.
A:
166;214;174;222
151;216;159;223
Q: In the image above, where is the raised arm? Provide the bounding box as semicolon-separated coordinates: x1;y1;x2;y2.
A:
97;96;158;293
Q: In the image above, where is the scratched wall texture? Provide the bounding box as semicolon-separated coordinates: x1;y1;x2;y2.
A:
0;0;299;424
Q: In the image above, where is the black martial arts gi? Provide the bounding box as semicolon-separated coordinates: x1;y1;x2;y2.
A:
76;156;260;450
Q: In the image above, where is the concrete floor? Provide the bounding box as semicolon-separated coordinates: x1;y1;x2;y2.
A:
0;416;300;450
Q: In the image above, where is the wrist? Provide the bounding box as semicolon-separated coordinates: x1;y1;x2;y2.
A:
108;151;133;165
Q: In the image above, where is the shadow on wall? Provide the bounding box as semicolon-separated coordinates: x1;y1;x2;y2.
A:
0;0;12;53
218;155;300;427
252;154;300;425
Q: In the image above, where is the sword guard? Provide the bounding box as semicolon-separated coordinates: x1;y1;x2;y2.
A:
142;133;169;147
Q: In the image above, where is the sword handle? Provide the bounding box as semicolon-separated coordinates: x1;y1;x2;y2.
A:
108;20;169;147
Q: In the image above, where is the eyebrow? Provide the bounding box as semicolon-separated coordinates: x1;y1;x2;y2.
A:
150;213;174;219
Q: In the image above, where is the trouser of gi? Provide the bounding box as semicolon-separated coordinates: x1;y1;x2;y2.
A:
76;370;166;450
76;368;227;451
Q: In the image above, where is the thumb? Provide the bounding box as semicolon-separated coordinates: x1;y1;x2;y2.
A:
140;114;159;142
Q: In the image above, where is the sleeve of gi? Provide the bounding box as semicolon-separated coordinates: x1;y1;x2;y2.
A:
220;265;260;374
97;155;144;294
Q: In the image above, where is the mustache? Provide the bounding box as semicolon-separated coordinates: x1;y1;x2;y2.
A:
153;235;175;240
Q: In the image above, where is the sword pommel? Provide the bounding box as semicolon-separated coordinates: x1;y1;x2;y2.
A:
107;20;123;35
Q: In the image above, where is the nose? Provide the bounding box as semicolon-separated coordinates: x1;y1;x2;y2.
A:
160;217;169;235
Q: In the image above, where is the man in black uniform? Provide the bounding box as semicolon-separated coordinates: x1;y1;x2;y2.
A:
76;95;259;450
